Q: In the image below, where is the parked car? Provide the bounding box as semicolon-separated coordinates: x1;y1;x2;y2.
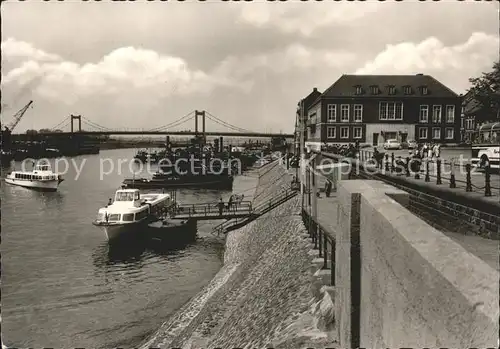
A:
383;139;402;150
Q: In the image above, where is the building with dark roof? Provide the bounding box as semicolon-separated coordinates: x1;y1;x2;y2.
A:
461;89;499;142
304;74;462;149
294;87;322;153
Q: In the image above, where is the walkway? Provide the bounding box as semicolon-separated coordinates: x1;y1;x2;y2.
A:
172;201;255;220
303;190;499;271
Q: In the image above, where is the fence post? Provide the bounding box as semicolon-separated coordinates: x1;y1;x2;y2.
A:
323;233;328;269
405;157;410;177
318;227;323;257
465;164;472;192
425;159;430;182
449;159;456;188
384;154;389;172
485;164;492;197
436;158;442;185
390;152;395;173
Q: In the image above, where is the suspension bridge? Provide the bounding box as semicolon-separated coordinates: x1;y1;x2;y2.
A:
36;110;293;139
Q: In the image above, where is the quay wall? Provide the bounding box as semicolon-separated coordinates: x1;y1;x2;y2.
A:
336;180;499;348
140;161;338;349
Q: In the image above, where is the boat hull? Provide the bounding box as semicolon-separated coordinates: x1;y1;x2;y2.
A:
93;219;150;241
147;218;197;245
4;177;59;191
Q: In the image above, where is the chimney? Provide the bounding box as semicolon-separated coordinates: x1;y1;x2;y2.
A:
313;87;317;92
416;73;423;76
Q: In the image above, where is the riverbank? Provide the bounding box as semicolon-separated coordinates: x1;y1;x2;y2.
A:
140;162;337;348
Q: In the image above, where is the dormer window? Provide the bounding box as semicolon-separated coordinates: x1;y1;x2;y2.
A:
354;85;363;95
388;85;396;95
404;86;412;95
370;85;380;95
421;86;429;95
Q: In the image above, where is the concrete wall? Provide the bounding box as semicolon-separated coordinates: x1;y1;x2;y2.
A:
336;179;499;348
140;162;338;349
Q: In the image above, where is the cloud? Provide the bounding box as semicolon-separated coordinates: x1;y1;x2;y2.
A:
356;32;499;93
238;2;381;36
1;37;61;62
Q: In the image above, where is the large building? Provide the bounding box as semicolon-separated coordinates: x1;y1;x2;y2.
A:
461;89;499;142
294;87;322;153
304;74;462;150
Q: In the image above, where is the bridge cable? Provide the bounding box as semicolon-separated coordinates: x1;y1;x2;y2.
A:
204;113;253;133
81;119;110;132
205;111;251;132
147;111;196;132
81;117;112;131
49;116;71;131
204;111;253;133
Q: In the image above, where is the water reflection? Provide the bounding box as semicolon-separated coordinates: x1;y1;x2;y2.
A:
92;235;195;269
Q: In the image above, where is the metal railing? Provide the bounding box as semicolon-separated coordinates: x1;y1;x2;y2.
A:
212;186;298;235
172;201;253;217
356;148;499;198
301;208;335;286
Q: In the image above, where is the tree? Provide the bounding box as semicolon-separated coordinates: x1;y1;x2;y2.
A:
468;60;500;121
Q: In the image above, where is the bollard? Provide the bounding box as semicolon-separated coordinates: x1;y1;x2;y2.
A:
385;154;389;172
391;152;395;173
425;159;430;182
449;159;456;188
485;165;492;196
465;164;472;192
405;157;410;177
436;158;442;185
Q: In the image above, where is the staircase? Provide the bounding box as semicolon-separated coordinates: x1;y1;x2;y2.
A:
212;187;298;236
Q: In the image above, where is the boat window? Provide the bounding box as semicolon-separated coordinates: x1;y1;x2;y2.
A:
135;209;148;221
15;174;19;179
122;213;134;221
108;214;121;221
135;192;140;200
115;192;135;201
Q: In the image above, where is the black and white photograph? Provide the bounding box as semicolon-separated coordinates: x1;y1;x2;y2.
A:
1;0;499;348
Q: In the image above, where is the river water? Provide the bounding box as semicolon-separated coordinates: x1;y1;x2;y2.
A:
1;148;258;348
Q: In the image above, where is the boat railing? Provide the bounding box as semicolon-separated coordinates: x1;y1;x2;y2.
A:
172;201;253;217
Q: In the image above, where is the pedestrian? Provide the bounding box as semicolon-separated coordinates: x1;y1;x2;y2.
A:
326;180;332;197
228;195;234;211
217;198;224;216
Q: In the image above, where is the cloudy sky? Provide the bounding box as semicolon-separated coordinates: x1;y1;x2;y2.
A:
1;0;499;134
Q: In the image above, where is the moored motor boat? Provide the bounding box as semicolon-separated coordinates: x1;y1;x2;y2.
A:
4;161;64;191
92;188;173;241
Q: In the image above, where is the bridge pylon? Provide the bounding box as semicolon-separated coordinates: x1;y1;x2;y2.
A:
194;110;206;144
70;115;82;133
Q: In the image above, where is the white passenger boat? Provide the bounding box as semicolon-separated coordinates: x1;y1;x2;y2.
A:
4;161;64;191
92;188;173;241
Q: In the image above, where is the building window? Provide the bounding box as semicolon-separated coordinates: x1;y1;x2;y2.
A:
370;85;379;94
461;117;464;129
388;86;396;95
341;104;349;122
353;104;363;122
379;102;403;120
404;86;412;95
432;127;441;139
432;105;442;123
421;86;428;95
419;105;429;123
355;86;363;95
466;118;474;130
446;105;455;123
340;126;349;139
419;128;428;139
353;127;362;139
445;127;454;140
327;126;336;138
327;104;336;122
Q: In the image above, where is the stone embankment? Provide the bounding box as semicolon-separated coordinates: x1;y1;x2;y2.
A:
140;161;338;349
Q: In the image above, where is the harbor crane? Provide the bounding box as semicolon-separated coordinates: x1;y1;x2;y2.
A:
1;100;33;132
